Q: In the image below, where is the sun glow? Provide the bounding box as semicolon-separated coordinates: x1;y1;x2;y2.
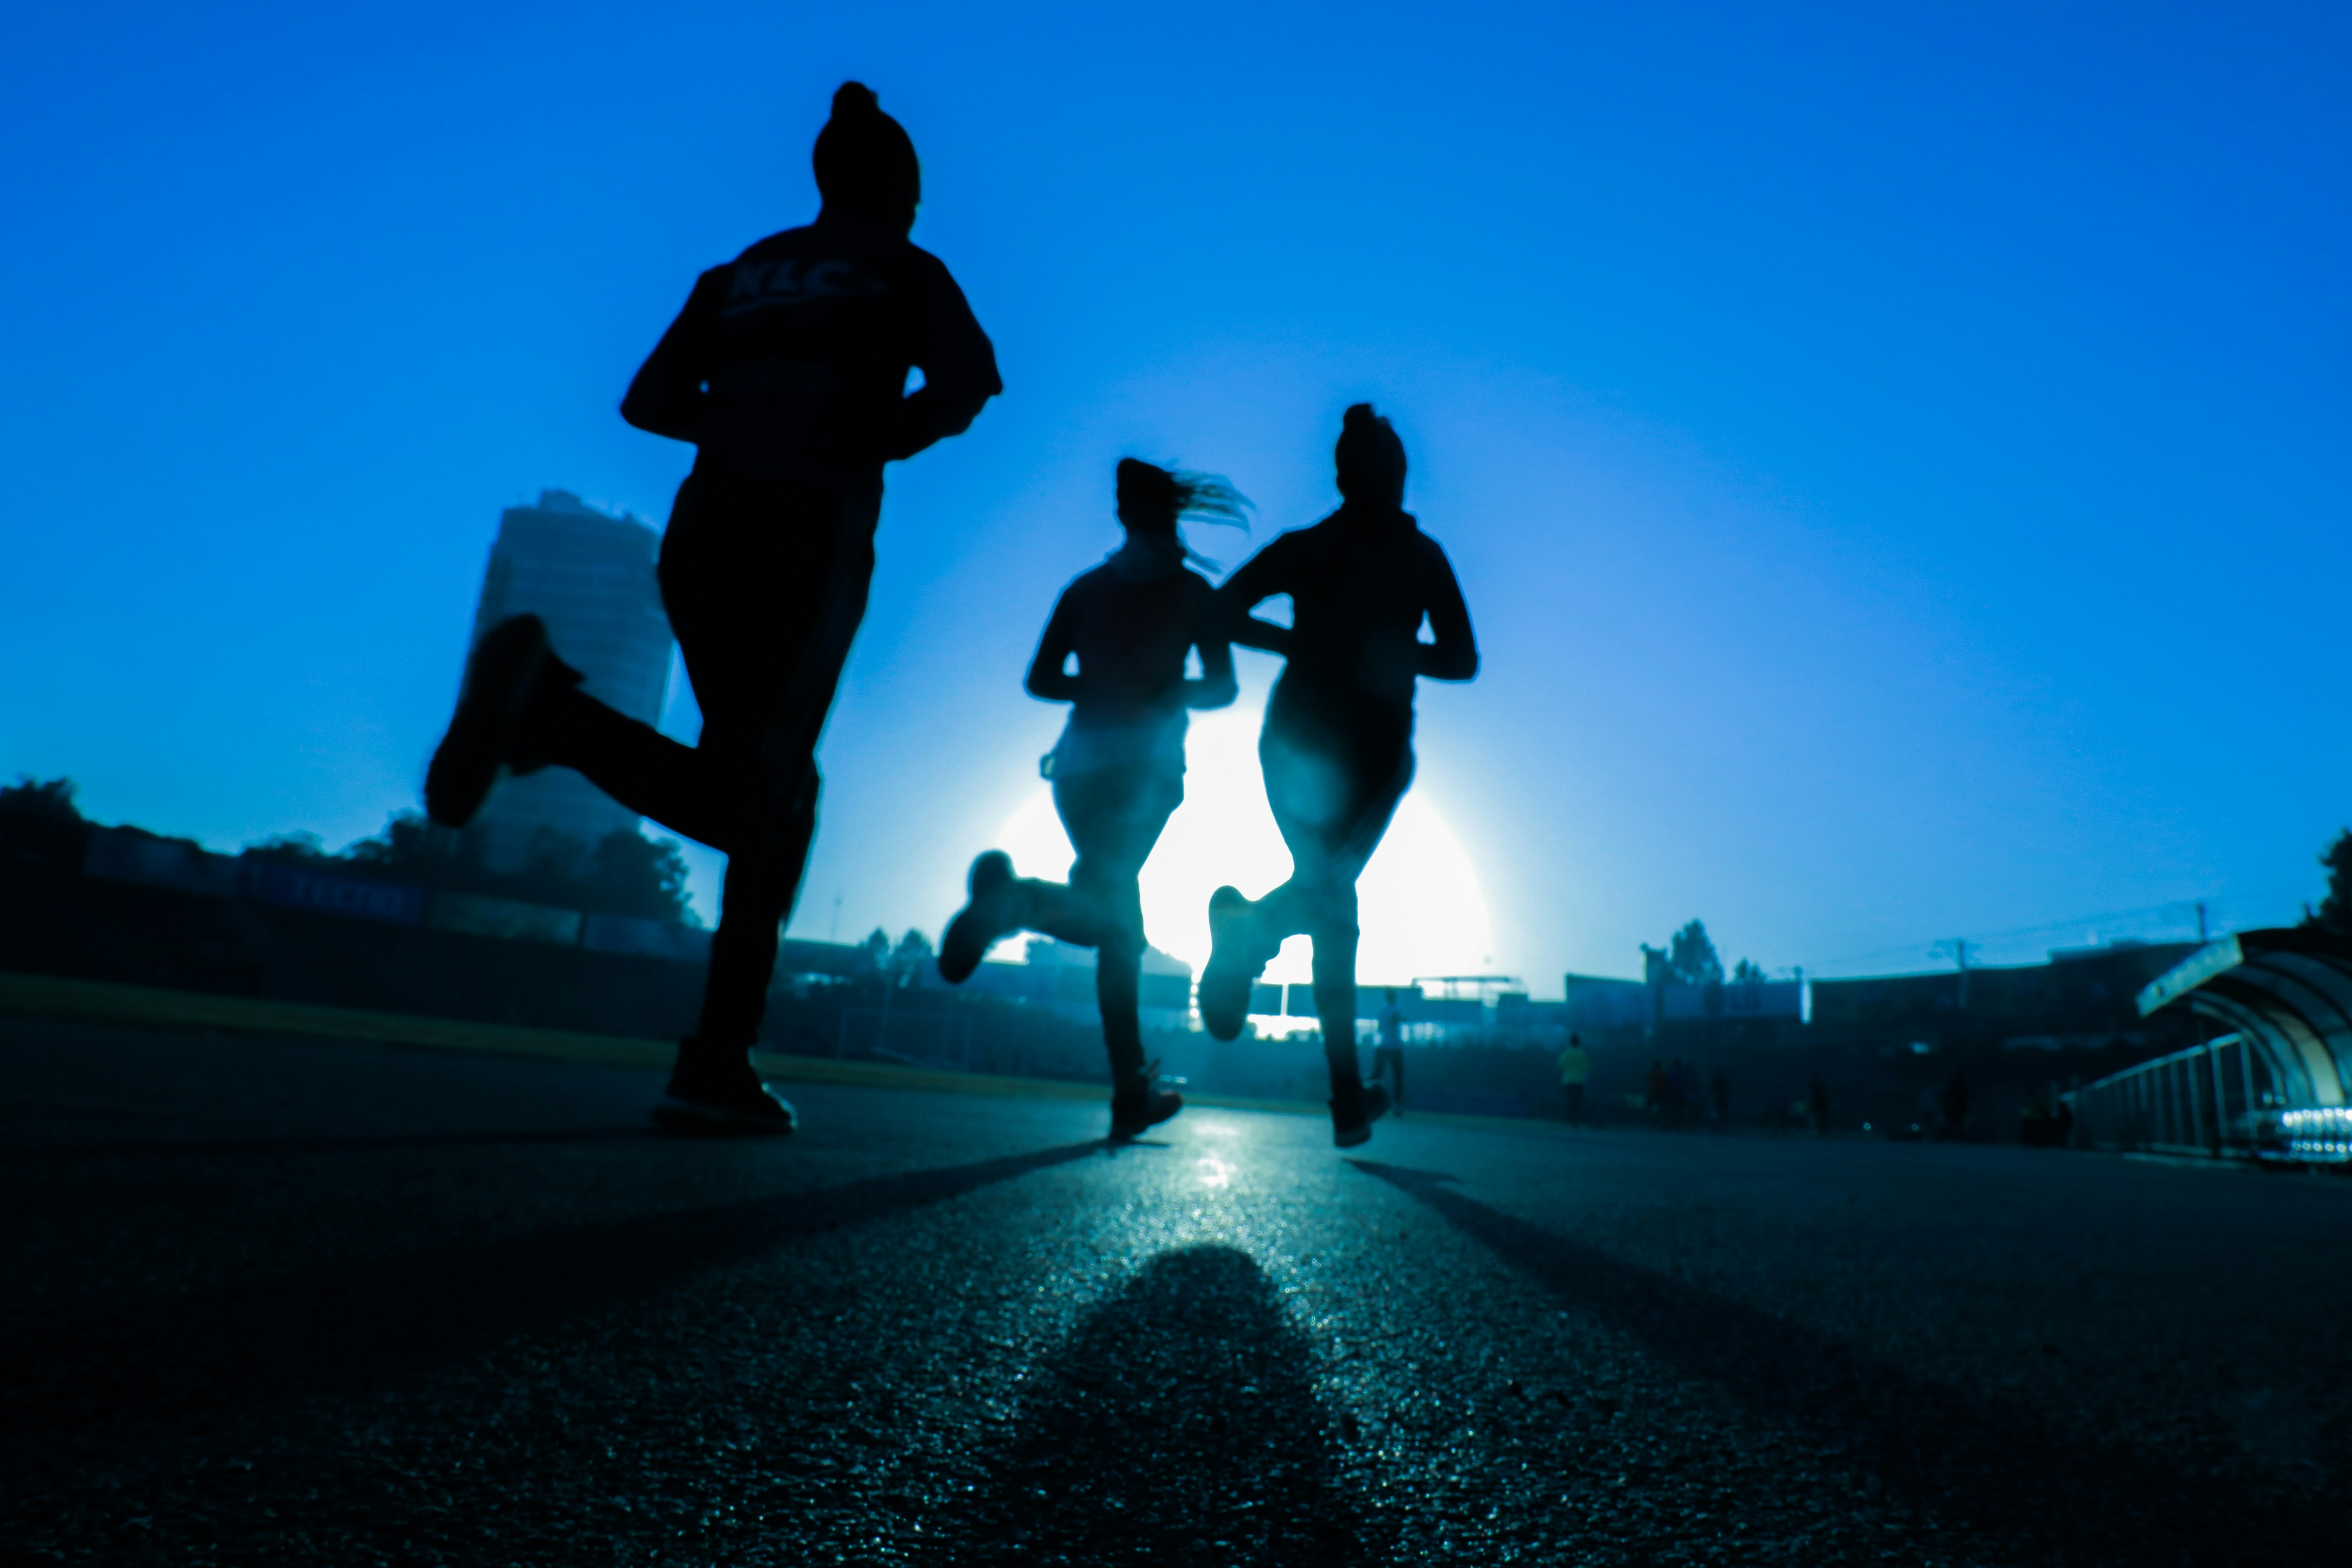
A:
989;700;1494;990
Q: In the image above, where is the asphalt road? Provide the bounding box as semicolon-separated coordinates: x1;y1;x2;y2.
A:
4;1014;2347;1567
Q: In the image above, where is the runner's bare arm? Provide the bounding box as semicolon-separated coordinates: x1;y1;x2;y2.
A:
1211;541;1295;657
1185;634;1239;709
1023;592;1082;704
1415;540;1478;681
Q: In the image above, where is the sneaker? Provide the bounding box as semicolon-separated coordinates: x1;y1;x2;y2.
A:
1331;1083;1392;1149
1197;885;1269;1042
938;850;1018;983
651;1046;797;1136
1110;1060;1183;1140
424;615;579;828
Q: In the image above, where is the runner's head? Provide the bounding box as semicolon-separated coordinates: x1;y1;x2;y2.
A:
1115;459;1251;553
1335;403;1407;508
814;82;920;234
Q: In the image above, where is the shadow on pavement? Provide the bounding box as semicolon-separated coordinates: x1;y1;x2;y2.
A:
4;1139;1104;1453
1350;1158;2335;1566
955;1244;1365;1567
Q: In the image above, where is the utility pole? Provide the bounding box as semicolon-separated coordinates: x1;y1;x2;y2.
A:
1932;938;1975;1012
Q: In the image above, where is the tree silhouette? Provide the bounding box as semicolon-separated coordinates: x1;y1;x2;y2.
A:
890;928;936;986
0;776;80;823
1731;958;1766;984
1667;919;1724;987
0;775;90;869
582;829;694;924
250;811;696;925
2312;830;2352;939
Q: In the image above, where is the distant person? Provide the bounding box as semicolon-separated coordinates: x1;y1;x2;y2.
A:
1667;1058;1694;1128
1558;1031;1591;1125
1709;1064;1730;1129
936;461;1244;1138
1371;987;1407;1114
1940;1068;1970;1140
1646;1060;1668;1127
1195;406;1479;1149
1808;1072;1831;1137
424;83;1001;1134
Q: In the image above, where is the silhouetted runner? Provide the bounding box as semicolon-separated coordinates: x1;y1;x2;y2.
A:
1197;405;1477;1148
424;83;1000;1134
1559;1032;1591;1125
938;461;1245;1138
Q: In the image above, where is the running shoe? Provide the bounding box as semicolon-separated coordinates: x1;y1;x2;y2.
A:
1331;1082;1392;1149
1197;885;1268;1042
424;614;577;828
938;850;1017;983
1110;1060;1184;1140
651;1048;797;1136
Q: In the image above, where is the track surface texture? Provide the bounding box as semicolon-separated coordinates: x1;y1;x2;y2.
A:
4;1015;2346;1566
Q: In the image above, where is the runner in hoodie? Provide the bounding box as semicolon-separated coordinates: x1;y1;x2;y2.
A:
422;83;1001;1134
937;460;1245;1138
1196;405;1477;1147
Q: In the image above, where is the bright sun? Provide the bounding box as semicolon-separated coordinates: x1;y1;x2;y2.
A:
989;698;1494;990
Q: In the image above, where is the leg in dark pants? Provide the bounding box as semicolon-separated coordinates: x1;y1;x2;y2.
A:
527;463;880;1063
1041;765;1183;1088
1254;702;1412;1104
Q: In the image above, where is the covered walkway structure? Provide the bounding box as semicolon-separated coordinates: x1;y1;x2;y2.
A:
2064;928;2352;1162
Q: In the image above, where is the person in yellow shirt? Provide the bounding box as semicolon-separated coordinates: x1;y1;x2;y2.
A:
1558;1032;1592;1126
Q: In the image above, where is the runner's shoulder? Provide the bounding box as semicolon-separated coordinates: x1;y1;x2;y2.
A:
1065;560;1120;597
730;219;917;261
1401;514;1459;569
721;222;934;282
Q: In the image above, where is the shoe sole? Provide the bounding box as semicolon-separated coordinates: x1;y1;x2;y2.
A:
938;854;1015;984
1198;888;1262;1042
425;616;551;828
1111;1095;1184;1140
650;1097;797;1136
938;901;1001;984
1332;1085;1391;1148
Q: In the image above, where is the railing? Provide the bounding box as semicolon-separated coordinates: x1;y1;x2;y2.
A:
2063;1034;2352;1161
2063;1032;2302;1160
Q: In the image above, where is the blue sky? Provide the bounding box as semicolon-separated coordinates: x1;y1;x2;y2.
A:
1;1;2344;987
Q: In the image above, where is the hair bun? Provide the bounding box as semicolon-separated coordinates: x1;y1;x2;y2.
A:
813;81;919;227
1334;402;1407;504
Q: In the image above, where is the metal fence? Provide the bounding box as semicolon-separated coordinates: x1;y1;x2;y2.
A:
2058;1031;2351;1161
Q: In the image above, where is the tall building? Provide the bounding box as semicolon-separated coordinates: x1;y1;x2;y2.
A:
464;489;672;871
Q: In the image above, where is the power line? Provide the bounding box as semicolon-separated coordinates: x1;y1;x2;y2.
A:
1793;887;2310;979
